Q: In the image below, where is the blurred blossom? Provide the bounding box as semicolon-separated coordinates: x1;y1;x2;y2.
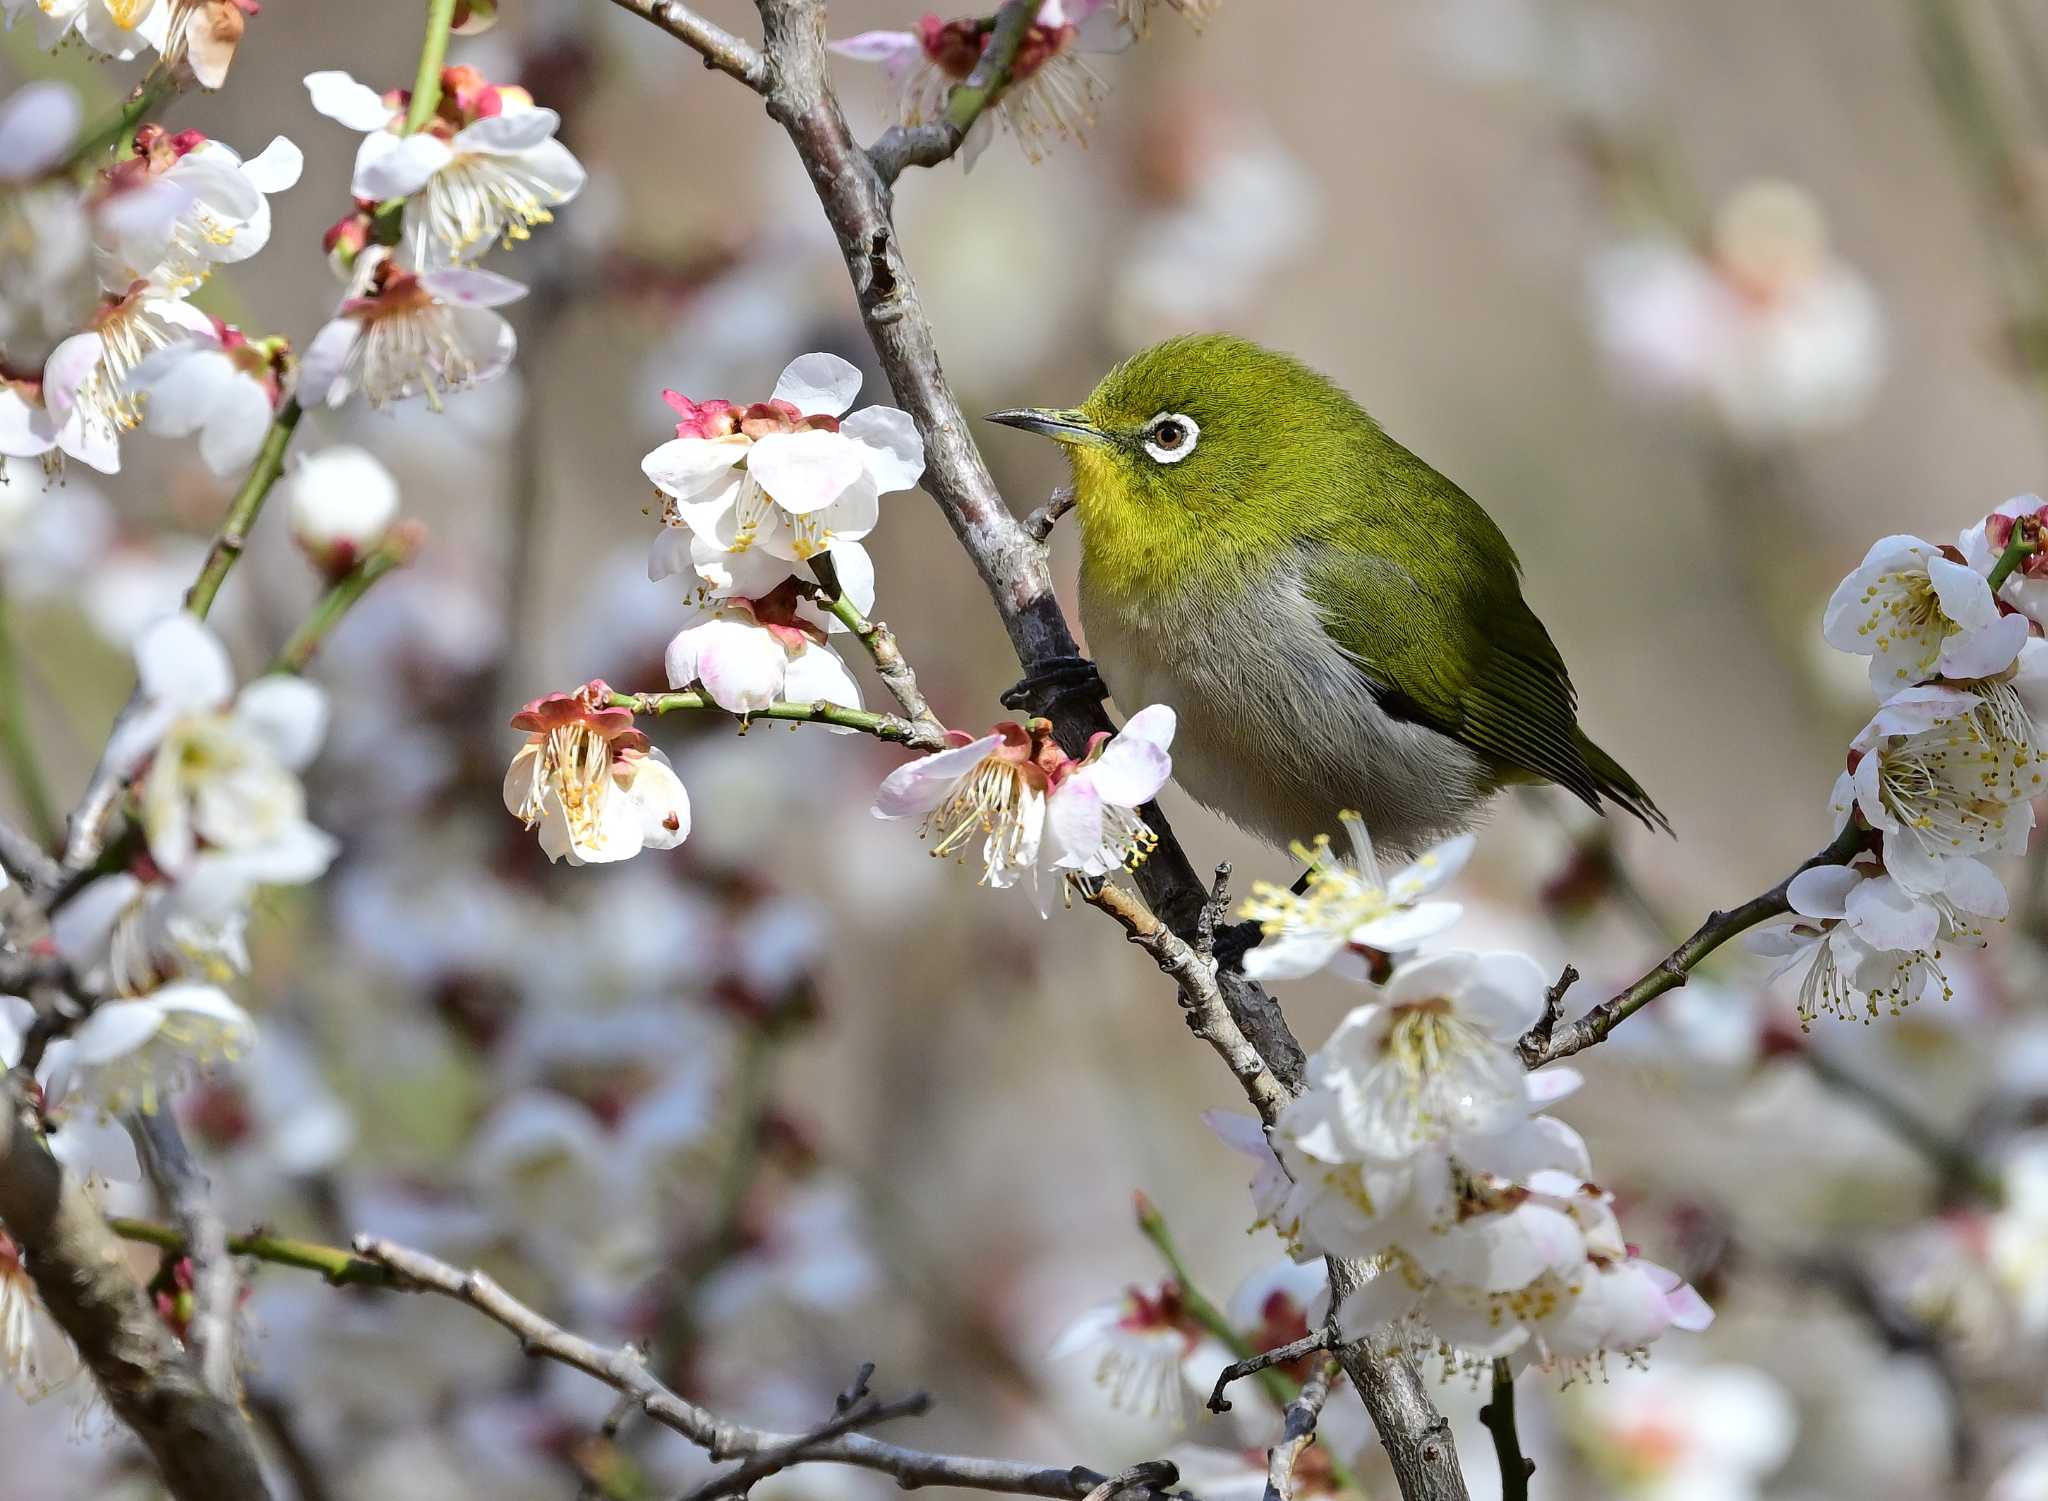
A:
0;80;81;181
696;1179;880;1323
16;280;215;474
1563;1361;1795;1501
285;443;402;573
11;0;170;58
831;0;1127;169
0;457;115;595
1993;1443;2048;1501
44;982;256;1116
1414;0;1649;121
0;1227;78;1400
1048;1281;1229;1428
1111;100;1317;347
78;533;215;648
1990;1131;2048;1336
179;1027;356;1209
303;66;585;268
1587;179;1885;443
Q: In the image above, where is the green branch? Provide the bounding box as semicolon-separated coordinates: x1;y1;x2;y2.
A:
1987;523;2039;592
403;0;462;134
185;399;303;621
108;1218;395;1288
608;689;940;747
61;71;181;174
867;0;1040;182
271;529;419;675
0;584;57;848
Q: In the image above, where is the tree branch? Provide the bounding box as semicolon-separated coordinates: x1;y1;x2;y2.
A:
0;1074;272;1501
605;0;768;88
1519;822;1870;1066
610;688;948;749
352;1235;1184;1501
128;1112;240;1403
1476;1360;1531;1501
1265;1360;1334;1501
867;0;1040;183
1205;1330;1335;1415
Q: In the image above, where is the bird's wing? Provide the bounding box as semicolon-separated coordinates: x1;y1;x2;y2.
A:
1300;539;1607;810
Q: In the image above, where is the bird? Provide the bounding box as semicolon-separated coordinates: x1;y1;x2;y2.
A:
987;333;1666;861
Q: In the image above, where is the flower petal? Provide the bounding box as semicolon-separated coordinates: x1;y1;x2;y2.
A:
838;405;925;493
746;429;866;515
771;352;863;418
305;70;397;131
873;734;1000;818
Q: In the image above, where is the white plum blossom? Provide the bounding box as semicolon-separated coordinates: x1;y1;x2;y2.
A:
643;352;923;593
94;126;302;292
104;613;338;884
502;688;690;865
284;444;402;573
872;709;1175;902
1048;1281;1222;1426
304;67;585;267
17;0;171;57
1747;857;2002;1024
28;283;215;473
1046;704;1173;877
45;982;256;1116
663;585;864;724
1823;533;2029;694
1237;815;1472;981
1832;685;2038;895
0;1229;76;1401
298;255;523;410
129;318;280;475
1587;178;1885;443
831;0;1127;168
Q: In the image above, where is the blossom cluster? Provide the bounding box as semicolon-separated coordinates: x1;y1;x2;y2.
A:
1747;503;2048;1024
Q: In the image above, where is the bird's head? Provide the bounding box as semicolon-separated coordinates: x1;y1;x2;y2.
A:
988;334;1361;569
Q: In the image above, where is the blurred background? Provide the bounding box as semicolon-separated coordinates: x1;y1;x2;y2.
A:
6;1;2048;1497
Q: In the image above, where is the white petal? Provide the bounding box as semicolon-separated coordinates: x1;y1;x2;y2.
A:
304;70;397;131
1241;931;1345;981
873;734;1001;818
419;266;528;308
1045;779;1106;870
197;374;275;476
1083;705;1175;805
828;29;921;63
1942;609;2030;680
137;347;236;438
238;136;305;193
1348;899;1464;952
295;318;359;408
1787;863;1860;920
351;130;451;200
838;405;925;493
745;429;866;515
0;81;81;180
135;612;234;711
688;619;787;713
1454;950;1551;1039
782;642;864;716
1927;553;2000;634
642;436;746;500
771;352;863;418
452;108;561;155
625;749;690;850
232;675;329;771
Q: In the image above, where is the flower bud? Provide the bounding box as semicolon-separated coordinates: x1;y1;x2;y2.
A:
285;445;401;575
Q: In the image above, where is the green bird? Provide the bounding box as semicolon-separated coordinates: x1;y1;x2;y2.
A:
988;333;1666;859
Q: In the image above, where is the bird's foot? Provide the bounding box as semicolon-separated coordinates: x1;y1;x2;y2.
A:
1000;654;1108;718
1209;918;1265;974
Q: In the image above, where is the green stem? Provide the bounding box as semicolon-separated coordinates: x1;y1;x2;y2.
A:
608;689;929;745
185;399;303;621
403;0;462;134
61;71;181;174
1986;526;2038;593
943;0;1038;133
271;537;414;675
108;1218;395;1287
0;584;57;849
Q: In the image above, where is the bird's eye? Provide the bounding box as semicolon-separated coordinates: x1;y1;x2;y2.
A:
1142;412;1199;464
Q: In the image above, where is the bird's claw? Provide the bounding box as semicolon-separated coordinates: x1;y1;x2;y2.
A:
1000;654;1108;717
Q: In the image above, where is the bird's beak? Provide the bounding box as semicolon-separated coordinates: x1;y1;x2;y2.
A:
985;406;1112;448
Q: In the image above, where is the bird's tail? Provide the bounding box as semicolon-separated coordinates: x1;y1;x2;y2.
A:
1575;730;1672;835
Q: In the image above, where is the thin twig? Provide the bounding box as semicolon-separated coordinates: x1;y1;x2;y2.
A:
1477;1360;1531;1501
271;525;421;675
0;583;58;849
681;1388;936;1501
812;557;949;742
868;0;1041;183
0;1074;273;1501
605;0;768;88
186;399;303;621
1265;1361;1334;1501
612;689;946;749
0;810;61;893
128;1112;241;1403
1207;1329;1335;1414
352;1236;1183;1501
1519;822;1869;1066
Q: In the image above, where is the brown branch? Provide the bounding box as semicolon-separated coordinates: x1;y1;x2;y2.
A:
129;1112;240;1403
867;0;1040;183
1266;1360;1335;1501
0;1074;272;1501
1519;822;1870;1067
352;1235;1184;1501
1323;1259;1468;1501
1023;485;1077;545
604;0;767;88
1206;1328;1334;1413
1086;883;1290;1127
1476;1360;1531;1501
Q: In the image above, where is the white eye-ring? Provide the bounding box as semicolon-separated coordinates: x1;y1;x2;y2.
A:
1142;412;1199;464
